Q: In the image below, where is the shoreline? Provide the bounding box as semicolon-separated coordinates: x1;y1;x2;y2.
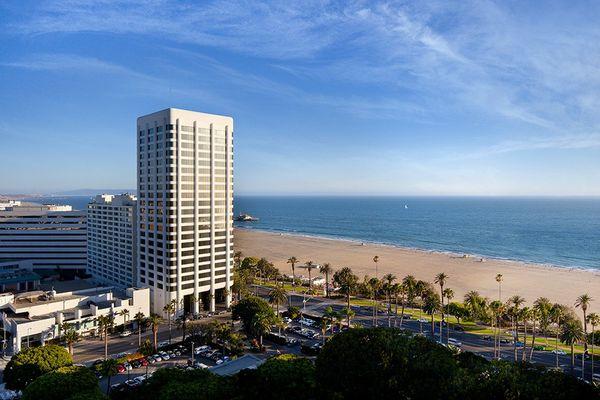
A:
233;228;600;308
235;226;600;274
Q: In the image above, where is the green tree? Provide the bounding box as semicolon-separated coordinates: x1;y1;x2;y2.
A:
422;289;441;337
587;312;599;378
148;313;162;351
63;326;80;356
97;314;114;360
232;296;276;334
251;311;275;348
134;311;146;347
560;319;585;375
139;338;154;356
118;308;130;330
320;263;333;298
4;345;72;390
434;272;448;339
163;300;177;344
99;359;119;395
22;365;102;400
333;267;358;326
268;284;287;318
383;273;396;327
575;293;592;352
287;256;298;289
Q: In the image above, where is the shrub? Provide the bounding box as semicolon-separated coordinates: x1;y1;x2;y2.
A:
4;345;73;390
231;296;275;334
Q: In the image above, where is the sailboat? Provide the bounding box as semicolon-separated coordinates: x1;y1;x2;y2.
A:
404;204;408;209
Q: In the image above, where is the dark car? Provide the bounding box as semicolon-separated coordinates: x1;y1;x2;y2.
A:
454;325;465;332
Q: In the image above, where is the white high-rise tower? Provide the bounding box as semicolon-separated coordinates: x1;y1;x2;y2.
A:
137;108;233;315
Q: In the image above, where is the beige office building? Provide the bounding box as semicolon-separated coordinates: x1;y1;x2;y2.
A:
137;108;233;315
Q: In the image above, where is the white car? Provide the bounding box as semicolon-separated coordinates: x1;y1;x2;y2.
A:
417;318;429;323
448;338;462;347
551;349;566;355
119;330;132;337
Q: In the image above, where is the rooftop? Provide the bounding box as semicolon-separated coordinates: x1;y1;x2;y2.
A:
209;354;265;376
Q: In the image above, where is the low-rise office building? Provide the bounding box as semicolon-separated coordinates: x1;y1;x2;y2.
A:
0;286;150;354
0;204;87;278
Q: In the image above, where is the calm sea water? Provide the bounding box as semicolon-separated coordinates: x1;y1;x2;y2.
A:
22;195;600;270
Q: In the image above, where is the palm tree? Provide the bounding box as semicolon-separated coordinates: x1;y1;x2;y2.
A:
101;359;119;395
287;256;298;289
489;300;502;357
63;327;79;356
163;300;176;344
268;284;287;320
560;319;585;375
320;263;333;298
97;314;114;360
323;306;337;334
390;283;402;327
495;274;503;302
402;275;417;307
520;307;531;362
434;273;448;340
119;309;130;330
363;276;380;327
443;288;454;344
575;294;592;352
251;312;272;349
148;313;161;351
422;289;441;337
507;295;525;361
333;267;358;327
320;319;328;344
133;311;145;347
341;307;355;328
586;313;599;378
383;273;396;327
372;256;379;323
304;261;318;291
533;297;552;347
550;303;565;368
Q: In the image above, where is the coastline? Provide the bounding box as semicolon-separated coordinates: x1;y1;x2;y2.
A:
234;228;600;308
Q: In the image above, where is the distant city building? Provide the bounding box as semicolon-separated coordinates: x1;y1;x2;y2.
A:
0;200;21;211
0;285;150;353
137;108;234;315
0;204;87;278
87;194;137;288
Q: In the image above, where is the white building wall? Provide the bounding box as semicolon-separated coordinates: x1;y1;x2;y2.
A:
136;108;234;315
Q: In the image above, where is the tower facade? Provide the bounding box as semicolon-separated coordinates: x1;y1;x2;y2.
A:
137;108;233;315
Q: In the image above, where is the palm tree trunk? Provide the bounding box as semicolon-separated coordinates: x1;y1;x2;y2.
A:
346;294;351;327
325;273;329;298
431;313;435;337
104;330;108;360
555;325;560;368
529;318;537;360
513;317;517;362
399;300;405;328
138;325;142;347
106;375;112;395
571;343;575;375
591;325;595;380
522;320;527;362
388;292;392;328
394;294;398;328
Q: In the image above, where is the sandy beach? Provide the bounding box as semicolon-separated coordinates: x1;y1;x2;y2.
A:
234;228;600;309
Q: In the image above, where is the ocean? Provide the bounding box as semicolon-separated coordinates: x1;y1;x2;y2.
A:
21;195;600;270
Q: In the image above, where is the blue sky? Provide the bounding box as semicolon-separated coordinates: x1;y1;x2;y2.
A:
1;0;599;196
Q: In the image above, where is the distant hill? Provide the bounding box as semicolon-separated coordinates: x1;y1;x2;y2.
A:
52;189;137;196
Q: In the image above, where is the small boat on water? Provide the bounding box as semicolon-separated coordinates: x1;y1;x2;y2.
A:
235;213;259;222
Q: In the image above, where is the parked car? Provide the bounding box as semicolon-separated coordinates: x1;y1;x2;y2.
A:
153;354;162;362
124;379;138;388
551;349;566;355
448;338;462;347
482;335;492;341
110;383;125;392
120;330;132;338
131;359;142;368
116;364;126;373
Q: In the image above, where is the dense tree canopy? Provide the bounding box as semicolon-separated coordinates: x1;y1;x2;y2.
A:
4;344;73;390
231;296;276;334
22;365;104;400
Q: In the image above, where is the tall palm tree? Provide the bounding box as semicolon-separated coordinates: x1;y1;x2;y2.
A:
383;273;396;327
575;294;592;352
533;297;552;347
402;275;417;307
320;263;333;298
434;273;448;340
364;276;380;327
341;307;355;328
287;256;298;289
422;289;441;338
520;307;531;362
119;309;130;330
148;313;161;351
163;300;176;344
268;284;288;321
560;319;585;375
133;311;145;347
323;306;337;334
550;303;565;368
443;288;454;344
508;295;525;361
97;314;114;360
372;256;380;323
489;300;502;358
304;261;318;291
251;312;272;349
586;313;599;378
320;319;328;344
495;274;503;302
101;359;119;395
234;251;243;269
333;267;358;327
